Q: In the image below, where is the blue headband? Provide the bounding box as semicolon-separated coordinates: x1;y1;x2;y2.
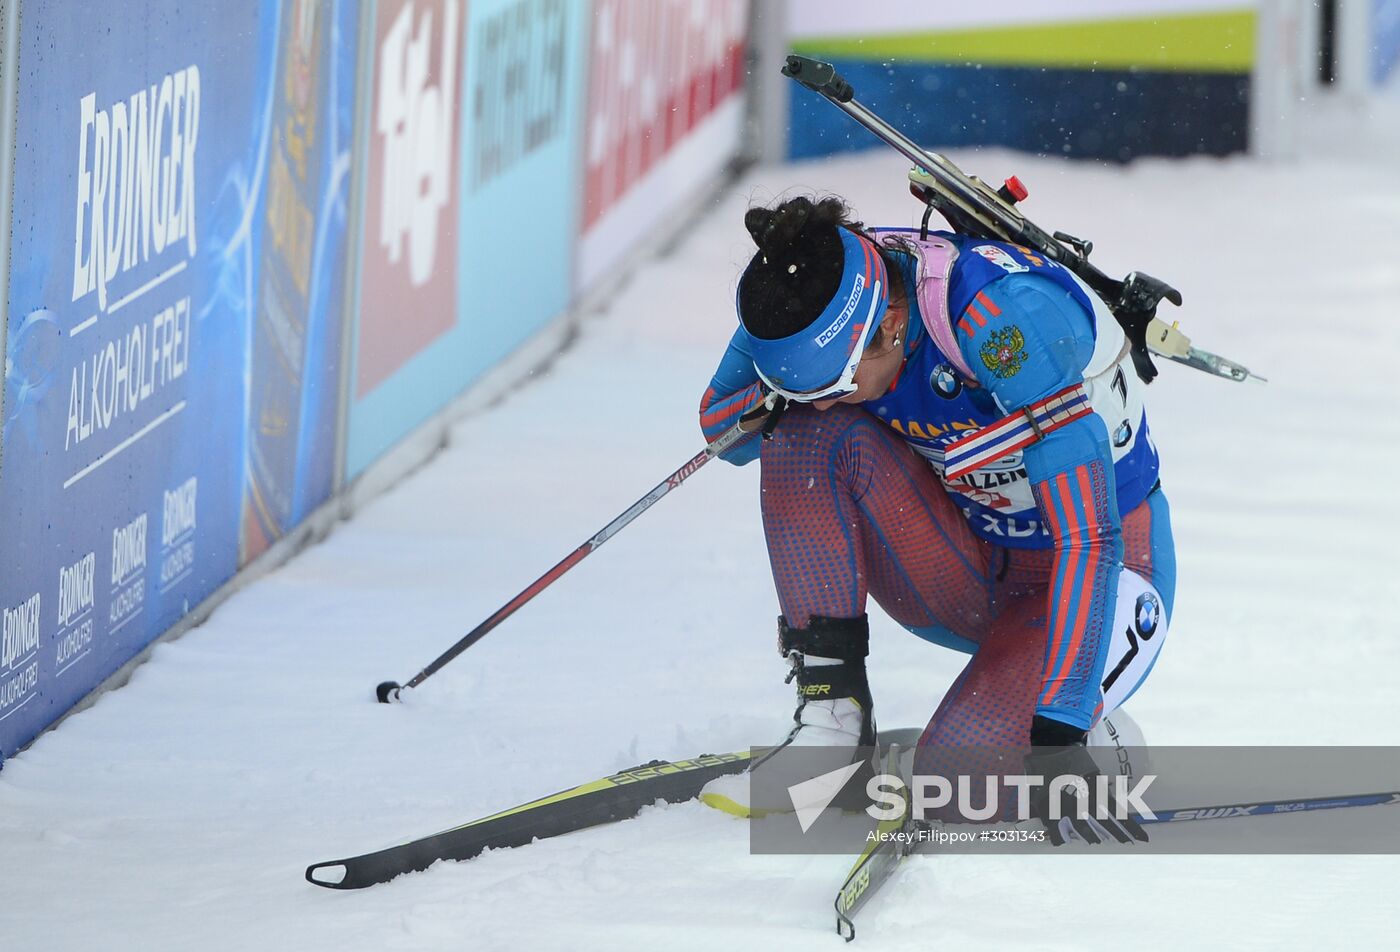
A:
738;229;890;397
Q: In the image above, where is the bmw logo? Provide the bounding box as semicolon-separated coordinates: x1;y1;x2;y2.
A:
1134;592;1160;638
930;363;962;399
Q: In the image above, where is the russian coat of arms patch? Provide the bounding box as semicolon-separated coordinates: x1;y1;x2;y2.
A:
979;326;1028;378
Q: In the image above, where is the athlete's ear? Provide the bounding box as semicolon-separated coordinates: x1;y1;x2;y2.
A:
885;306;910;348
875;321;902;352
868;322;896;352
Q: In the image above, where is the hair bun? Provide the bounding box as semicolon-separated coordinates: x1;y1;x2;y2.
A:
745;197;816;256
738;195;855;341
743;206;774;247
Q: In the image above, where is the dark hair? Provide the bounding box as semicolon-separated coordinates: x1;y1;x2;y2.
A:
737;195;906;341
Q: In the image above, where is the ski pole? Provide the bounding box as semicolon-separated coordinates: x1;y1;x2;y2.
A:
1137;789;1400;826
375;398;783;702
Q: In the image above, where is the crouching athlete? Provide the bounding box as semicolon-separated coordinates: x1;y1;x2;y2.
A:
697;196;1176;843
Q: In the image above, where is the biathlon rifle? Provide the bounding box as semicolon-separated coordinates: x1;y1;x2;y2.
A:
782;55;1264;385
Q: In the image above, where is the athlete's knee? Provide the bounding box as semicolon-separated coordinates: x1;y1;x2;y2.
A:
759;403;864;458
758;403;883;500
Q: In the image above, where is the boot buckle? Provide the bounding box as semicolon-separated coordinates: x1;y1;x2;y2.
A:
783;650;804;684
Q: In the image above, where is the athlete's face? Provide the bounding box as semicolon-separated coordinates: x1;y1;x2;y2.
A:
812;299;909;410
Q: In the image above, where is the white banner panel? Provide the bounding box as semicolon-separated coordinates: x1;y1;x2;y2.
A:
786;0;1259;38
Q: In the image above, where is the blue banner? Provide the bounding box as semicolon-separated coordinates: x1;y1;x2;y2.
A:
0;1;276;757
242;1;359;561
787;60;1248;163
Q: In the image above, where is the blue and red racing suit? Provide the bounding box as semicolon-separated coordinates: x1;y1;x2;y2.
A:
699;231;1176;743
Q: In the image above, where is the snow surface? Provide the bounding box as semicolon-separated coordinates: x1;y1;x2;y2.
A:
4;95;1400;951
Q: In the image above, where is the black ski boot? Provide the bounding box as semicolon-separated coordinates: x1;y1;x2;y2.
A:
701;615;876;817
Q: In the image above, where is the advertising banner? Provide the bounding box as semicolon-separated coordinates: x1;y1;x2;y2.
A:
786;0;1258;39
0;0;274;756
345;0;465;475
346;0;588;476
242;0;361;561
455;0;585;387
784;0;1255;161
576;0;748;292
0;0;358;755
355;0;463;399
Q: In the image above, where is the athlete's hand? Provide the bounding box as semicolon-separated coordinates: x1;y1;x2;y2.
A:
739;392;787;435
1024;719;1148;846
738;399;772;432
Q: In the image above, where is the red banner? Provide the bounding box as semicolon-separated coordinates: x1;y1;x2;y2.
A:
582;0;746;230
356;0;464;397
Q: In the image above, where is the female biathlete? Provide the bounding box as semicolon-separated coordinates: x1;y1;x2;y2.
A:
697;196;1175;843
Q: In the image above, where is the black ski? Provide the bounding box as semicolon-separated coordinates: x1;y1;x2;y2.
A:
833;741;916;941
835;817;918;941
306;751;751;889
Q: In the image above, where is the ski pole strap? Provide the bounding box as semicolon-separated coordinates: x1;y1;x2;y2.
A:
943;383;1092;480
760;393;789;441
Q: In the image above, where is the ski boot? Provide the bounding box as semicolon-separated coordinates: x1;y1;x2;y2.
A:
701;614;876;818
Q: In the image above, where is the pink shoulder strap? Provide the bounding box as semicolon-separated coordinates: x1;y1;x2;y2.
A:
902;236;973;380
